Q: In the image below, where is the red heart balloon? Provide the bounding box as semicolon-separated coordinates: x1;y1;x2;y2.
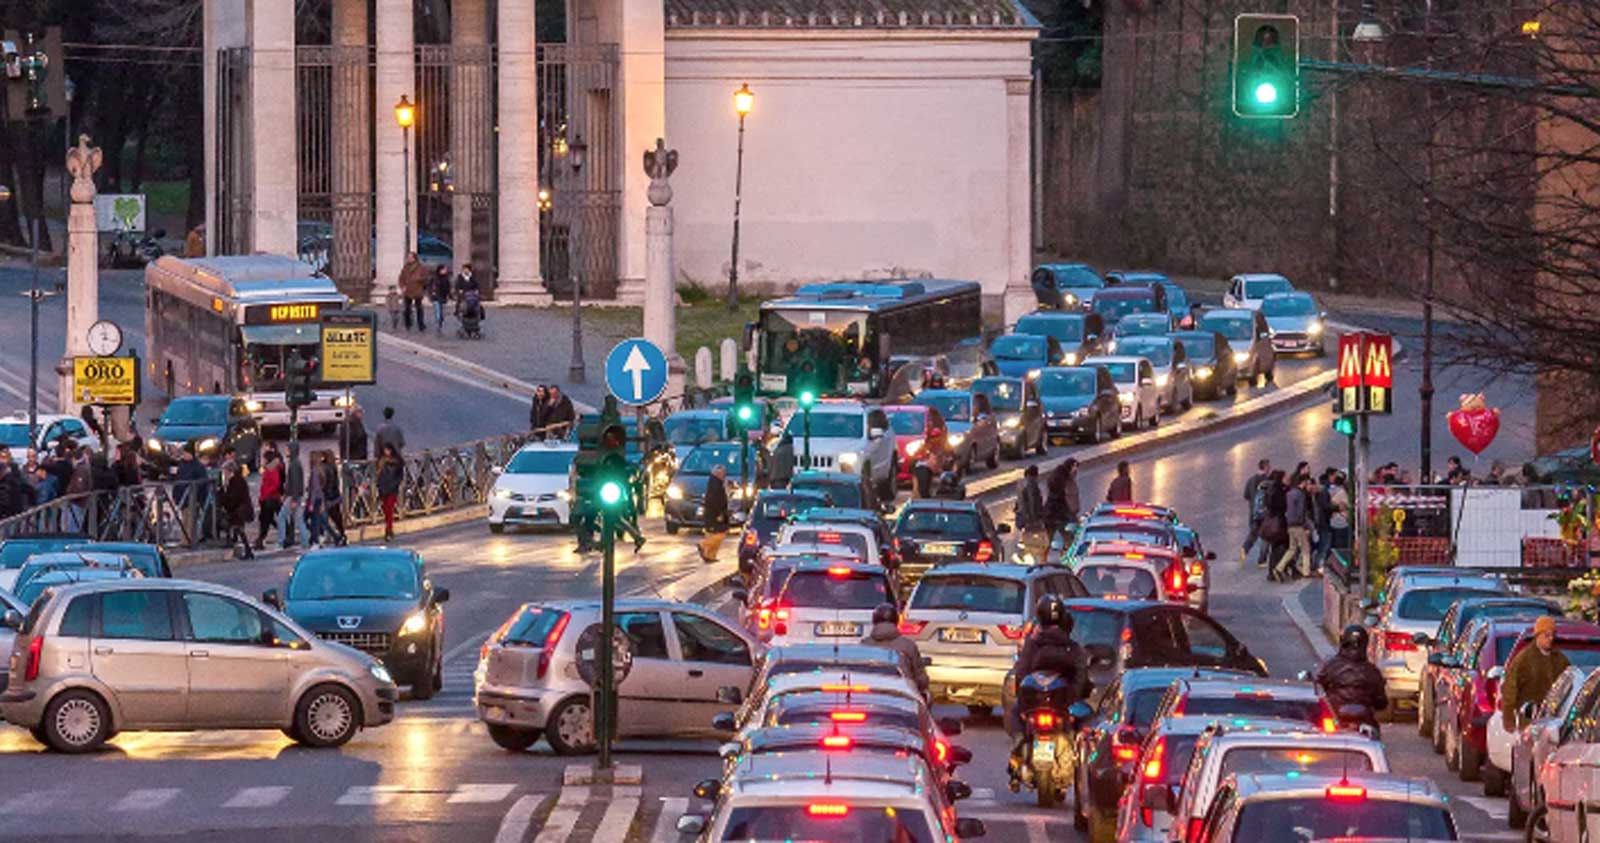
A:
1447;407;1500;455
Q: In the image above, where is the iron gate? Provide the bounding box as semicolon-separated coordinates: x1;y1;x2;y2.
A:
416;44;498;295
538;43;621;300
296;44;377;302
214;46;253;255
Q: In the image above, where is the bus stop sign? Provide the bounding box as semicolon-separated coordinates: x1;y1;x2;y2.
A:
604;338;668;405
319;311;377;386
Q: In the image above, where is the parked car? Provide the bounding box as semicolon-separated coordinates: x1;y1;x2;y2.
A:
1509;666;1598;828
1032;262;1106;311
911;389;1000;473
1113;336;1194;413
1482;619;1600;789
1431;617;1535;784
1196;308;1275;386
1221;273;1295;310
1084;355;1162;430
989;333;1067;378
1013;310;1107;365
1037;365;1122;444
1416;595;1558;746
1166;330;1237;400
1260;291;1328;356
971;375;1047;458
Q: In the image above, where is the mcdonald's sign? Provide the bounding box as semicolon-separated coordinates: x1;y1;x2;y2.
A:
1331;332;1394;415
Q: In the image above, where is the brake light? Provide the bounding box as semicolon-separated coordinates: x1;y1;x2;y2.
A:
1114;507;1156;518
1325;784;1366;801
1186;817;1206;842
1168;565;1186;595
807;803;850;817
1142;737;1167;781
830;711;868;722
1114;744;1139;762
934;738;949;764
822;734;853;749
1480;678;1500;714
756;602;791;630
898;619;928;636
1033;711;1058;730
1318;699;1337;733
1112;728;1140;762
742;530;758;548
827;566;852;577
24;635;42;682
997;624;1026;641
1123;552;1147;560
823;684;870;693
535;612;571;679
1384;630;1417;652
1189;562;1205;576
819;531;842;543
974;540;995;563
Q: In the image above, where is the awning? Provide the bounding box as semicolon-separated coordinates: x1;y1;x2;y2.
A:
240;323;321;346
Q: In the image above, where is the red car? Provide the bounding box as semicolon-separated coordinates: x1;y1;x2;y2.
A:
881;404;951;487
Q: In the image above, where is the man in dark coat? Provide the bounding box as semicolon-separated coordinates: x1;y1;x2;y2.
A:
543;387;576;436
1316;625;1387;727
697;464;730;562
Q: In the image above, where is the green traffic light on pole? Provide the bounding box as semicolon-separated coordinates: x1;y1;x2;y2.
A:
599;480;625;507
736;405;754;423
799;390;815;407
1232;13;1299;119
1333;415;1357;437
1254;82;1278;105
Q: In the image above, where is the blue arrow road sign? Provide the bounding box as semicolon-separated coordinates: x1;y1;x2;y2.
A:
604;338;669;405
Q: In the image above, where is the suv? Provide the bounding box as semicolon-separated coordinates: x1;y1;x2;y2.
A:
145;395;263;469
488;440;578;531
474;598;759;754
0;578;396;752
783;402;897;501
1037;365;1122;444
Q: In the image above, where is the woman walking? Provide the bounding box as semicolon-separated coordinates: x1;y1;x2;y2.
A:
321;451;347;546
305;450;326;548
221;461;255;559
255;450;283;549
377;444;404;541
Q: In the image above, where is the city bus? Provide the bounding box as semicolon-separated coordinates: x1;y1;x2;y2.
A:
144;255;356;427
752;279;983;399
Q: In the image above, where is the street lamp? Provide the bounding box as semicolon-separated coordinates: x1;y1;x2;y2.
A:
726;83;753;312
394;95;416;262
1351;1;1385;42
567;133;589;385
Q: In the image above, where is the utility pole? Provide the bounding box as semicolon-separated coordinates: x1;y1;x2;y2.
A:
1355;414;1371;601
1418;0;1437;483
596;505;616;769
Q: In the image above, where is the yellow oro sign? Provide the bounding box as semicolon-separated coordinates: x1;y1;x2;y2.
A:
319;311;377;385
72;355;140;406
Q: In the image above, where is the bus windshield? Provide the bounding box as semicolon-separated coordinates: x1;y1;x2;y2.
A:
241;339;321;391
760;308;873;394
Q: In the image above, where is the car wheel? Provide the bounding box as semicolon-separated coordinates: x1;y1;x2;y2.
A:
545;695;596;755
1149;405;1159;429
29;724;49;745
985;446;999;470
1035;428;1048;456
1080;418;1099;445
489;523;505;534
1431;704;1446;753
1445;720;1461;771
411;647;440;701
42;690;110;753
1417;687;1433;736
488;724;542;752
1485;763;1508;797
1460;734;1483;782
665;521;680;535
294;683;362;748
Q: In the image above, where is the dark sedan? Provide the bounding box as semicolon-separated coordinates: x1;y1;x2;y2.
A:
972;375;1046;459
1092;285;1168;328
1013;311;1107;366
266;547;450;699
665;442;745;533
1031;262;1106;311
892;500;1010;577
1036;365;1121;444
1062;599;1268;695
789;470;870;511
145;395;262;469
1168;329;1238;400
737;489;831;576
989;334;1066;379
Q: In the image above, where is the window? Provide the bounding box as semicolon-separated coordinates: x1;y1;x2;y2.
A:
58;595;93;637
673;613;749;665
63;420;88;439
1179;613;1231;660
183;592;265;644
616;611;668;659
1131;611;1185;664
97;590;174;640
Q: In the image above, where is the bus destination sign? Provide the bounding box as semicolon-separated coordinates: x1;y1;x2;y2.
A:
245;303;323;325
319;311;377;385
72;355;140;406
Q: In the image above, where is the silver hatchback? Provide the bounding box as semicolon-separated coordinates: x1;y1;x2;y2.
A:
0;578;397;753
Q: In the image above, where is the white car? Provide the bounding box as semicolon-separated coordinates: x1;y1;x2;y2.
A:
1221;273;1295;310
487;441;578;532
1084;356;1161;430
774;522;882;567
1537;685;1600;842
782;401;897;501
0;411;101;463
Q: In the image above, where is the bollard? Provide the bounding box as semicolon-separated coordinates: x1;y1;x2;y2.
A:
720;338;738;382
695;347;714;389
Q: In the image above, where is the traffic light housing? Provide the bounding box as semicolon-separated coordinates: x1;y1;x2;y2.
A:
285;351;318;409
1333;415;1357;438
573;396;636;517
732;371;756;432
1233;13;1299;118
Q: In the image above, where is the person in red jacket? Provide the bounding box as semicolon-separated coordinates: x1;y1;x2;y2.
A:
255;449;284;550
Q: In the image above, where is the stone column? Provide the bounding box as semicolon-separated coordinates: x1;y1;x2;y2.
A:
451;0;491;274
58;136;101;417
330;0;373;301
203;0;247;254
615;0;667;304
249;0;298;255
495;0;549;304
375;0;415;299
1002;77;1034;325
642;139;686;397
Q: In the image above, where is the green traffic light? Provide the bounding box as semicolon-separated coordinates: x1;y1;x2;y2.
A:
736;405;754;422
599;480;624;507
1332;416;1356;437
799;390;815;407
1254;81;1278;105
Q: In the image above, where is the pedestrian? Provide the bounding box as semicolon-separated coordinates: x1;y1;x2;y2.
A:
256;450;283;549
1015;464;1047;563
1106;460;1133;503
1257;469;1289;574
543;387;576;437
1045;458;1081;553
221;460;255;559
346;406;369;461
31;464;55;505
1273;474;1314;581
529;385;549;434
0;461;21;519
454;262;481;309
80;405;103;442
1501;616;1569;735
375;406;406;457
1446;455;1468;484
1329;471;1352;551
114;443;142;487
320;451;348;546
398;251;429;332
1312;469;1334;571
183;222;206;258
1241;458;1271;563
768;433;796;489
860;603;929;696
305;447;326;547
276;443;308;549
429;264;452;333
698;464;730;562
377;443;404;541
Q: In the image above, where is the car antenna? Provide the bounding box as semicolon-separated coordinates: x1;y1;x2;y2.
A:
825;751;834;785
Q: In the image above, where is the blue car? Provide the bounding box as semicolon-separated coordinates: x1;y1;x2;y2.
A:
1106;271;1187;326
1031;263;1105;311
1014;310;1108;365
989;333;1066;378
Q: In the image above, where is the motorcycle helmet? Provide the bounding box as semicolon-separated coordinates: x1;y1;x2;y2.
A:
873;603;900;626
1035;595;1068;630
1340;624;1369;653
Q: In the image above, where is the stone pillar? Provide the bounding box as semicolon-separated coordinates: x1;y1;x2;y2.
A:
203;0;247;254
331;0;372;301
1002;77;1034;325
615;0;667;304
375;0;415;298
451;0;491;274
496;0;549;304
248;0;298;255
642;139;686;397
59;136;101;417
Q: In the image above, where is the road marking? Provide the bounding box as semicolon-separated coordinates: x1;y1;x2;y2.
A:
531;785;589;843
0;791;55;814
449;783;518;804
963;808;1073;826
594;785;641;843
494;793;547;843
112;788;181;811
1025;816;1051;843
970;787;996;801
653;797;689;843
444;631;492;665
1462;834;1521;842
1457;795;1509;820
1281;581;1335;660
335;785;404;806
222;786;292;808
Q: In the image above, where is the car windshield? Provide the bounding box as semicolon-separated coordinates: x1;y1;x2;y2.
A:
1201;316;1254;342
1555;645;1600;669
1082;525;1171;547
899;509;980;536
973;379;1024;412
65;545;162;578
0;423;30;448
1051;266;1104;289
992;335;1046;361
1262;295;1316;317
719;805;936;843
1096;362;1137;383
1230;797;1454;843
785;412;863;439
501;606;566;647
505;449;577;475
1078;565;1159;599
1037;369;1097;397
1398;588;1505;622
916;394;970;422
161;401;227;426
911;575;1025;613
1164;285;1189;309
1095;297;1154;321
791;480;863;509
1220;747;1377;779
772;703;921;732
1119;317;1169;337
785;529;871;558
288;553;419;600
1178;695;1324;726
1458;603;1554;633
1243;278;1293;299
885;410;926;435
1017;315;1084;343
664;415;726;446
681;446;742;474
1117;341;1171;368
782;570;891;609
1177;335;1216;358
1129;688;1168;728
0;539;80;569
757;495;824;521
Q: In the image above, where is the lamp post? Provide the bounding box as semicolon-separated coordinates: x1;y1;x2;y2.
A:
567;134;588;384
726;83;753;311
394;95;416;261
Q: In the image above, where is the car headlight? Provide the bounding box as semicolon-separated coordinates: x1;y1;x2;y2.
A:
1118;391;1134;404
370;662;394;684
1064;293;1078;306
1308;320;1323;336
1027;369;1042;381
493;487;514;500
1002;417;1021;430
1195;366;1214;380
946;433;965;447
837;451;859;469
1155;374;1169;388
145;437;163;453
197;437;219;453
1073;407;1093;417
1063;353;1078;366
905;439;923;457
1233;351;1250;364
557;489;572;502
667;484;685;500
333;395;356;408
1106;341;1117;353
244;399;263;413
400;611;428;636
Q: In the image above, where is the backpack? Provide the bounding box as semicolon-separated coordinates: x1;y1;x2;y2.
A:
1251;481;1269;518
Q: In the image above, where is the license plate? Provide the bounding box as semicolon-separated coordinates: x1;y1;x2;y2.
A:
1033;739;1055;763
483;705;506;720
939;627;984;644
923;542;960;556
816;622;861;637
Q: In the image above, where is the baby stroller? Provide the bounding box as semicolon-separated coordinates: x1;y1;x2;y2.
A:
457;290;485;339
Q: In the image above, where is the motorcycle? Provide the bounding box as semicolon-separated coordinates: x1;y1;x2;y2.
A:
1010;670;1094;807
103;228;166;268
1297;669;1381;740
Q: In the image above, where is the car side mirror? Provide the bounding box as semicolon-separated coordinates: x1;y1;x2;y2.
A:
716;685;744;705
1205;551;1216;561
1487;666;1505;681
692;779;722;800
1;609;20;630
937;716;964;736
1141;784;1175;813
730;588;749;604
711;712;738;732
950;744;974;765
997;523;1012;534
676;814;707;835
262;588;282;610
433;587;451;604
954;818;987;838
946;781;972;801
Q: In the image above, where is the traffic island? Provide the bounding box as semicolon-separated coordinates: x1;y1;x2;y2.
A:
564;762;643;786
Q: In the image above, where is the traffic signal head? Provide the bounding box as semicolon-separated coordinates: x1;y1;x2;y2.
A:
1233;14;1299;119
733;371;756;429
1333;415;1357;437
599;479;625;507
799;389;816;408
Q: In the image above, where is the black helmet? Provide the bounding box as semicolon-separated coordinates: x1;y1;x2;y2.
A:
873;603;900;626
1340;624;1369;653
1035;595;1069;630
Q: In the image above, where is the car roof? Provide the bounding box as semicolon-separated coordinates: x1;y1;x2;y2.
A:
741;724;926;755
65;542;159;554
1263;291;1314;302
1081;543;1180;560
45;577;249;600
754;489;831;504
1232;273;1291;283
1095;287;1157;299
167;395;233;406
771;690;923;714
294;547;419;564
1116;335;1176;347
917;563;1035;581
915;389;971;400
785;558;883;575
1065;597;1163;612
724;749;932;798
21;551;130;567
1177;677;1319;697
669;409;727;419
900;499;981;513
765;643;904;665
532;597;714;614
783;522;876;537
1200;308;1253;319
1019;310;1086;321
1039;262;1097;272
1120;667;1255;693
1231;773;1444;805
791;507;884;524
766;671;916;693
1205;726;1385;752
516;440;578;453
880;404;931;414
1108;270;1169;282
1121;312;1171;322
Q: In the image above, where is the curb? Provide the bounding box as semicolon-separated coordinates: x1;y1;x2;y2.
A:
167;504;488;569
377;332;599;414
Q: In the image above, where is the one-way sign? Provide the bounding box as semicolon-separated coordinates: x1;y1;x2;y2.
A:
603;338;669;405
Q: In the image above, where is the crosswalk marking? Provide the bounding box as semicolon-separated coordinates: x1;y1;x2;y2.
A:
594;786;641;843
1457;795;1510;821
0;791;56;815
495;794;546;843
449;783;517;804
532;786;590;843
1025;816;1050;843
335;785;404;806
222;786;292;808
112;788;181;811
653;797;689;843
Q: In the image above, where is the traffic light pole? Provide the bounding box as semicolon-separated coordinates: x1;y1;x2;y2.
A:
1354;414;1370;602
596;509;616;769
802;406;812;468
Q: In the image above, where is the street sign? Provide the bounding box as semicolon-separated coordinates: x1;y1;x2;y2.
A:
574;623;634;687
1336;334;1362;413
604;338;668;406
1332;332;1394;415
71;355;139;406
319;311;377;386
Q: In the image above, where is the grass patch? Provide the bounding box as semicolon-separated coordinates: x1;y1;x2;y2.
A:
141;180;190;222
524;291;758;364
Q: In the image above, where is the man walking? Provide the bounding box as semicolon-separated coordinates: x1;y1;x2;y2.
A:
1273;474;1314;581
375;407;406;457
1015;464;1047;562
697;464;730;562
398;252;429;332
1241;459;1271;563
1502;616;1569;735
1106;460;1133;503
277;444;309;549
429;265;452;332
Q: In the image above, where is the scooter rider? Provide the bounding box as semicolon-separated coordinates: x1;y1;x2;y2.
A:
1316;624;1388;731
1008;595;1090;782
861;602;930;697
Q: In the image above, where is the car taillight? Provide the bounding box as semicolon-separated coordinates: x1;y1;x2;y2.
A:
1318;699;1337;733
974;540;995;563
819;532;842;543
24;636;42;682
1325;784;1366;801
1186;817;1206;842
807;803;850;817
1142;737;1167;781
1114;507;1156;518
1032;711;1058;731
934;738;949;764
823;685;870;694
1189;562;1205;576
742;530;758;548
997;624;1026;641
535;612;571;679
757;603;790;630
830;710;868;722
1114;744;1139;762
1384;630;1417;652
1112;727;1140;762
898;619;928;636
822;734;853;749
827;566;852;577
1167;565;1186;595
